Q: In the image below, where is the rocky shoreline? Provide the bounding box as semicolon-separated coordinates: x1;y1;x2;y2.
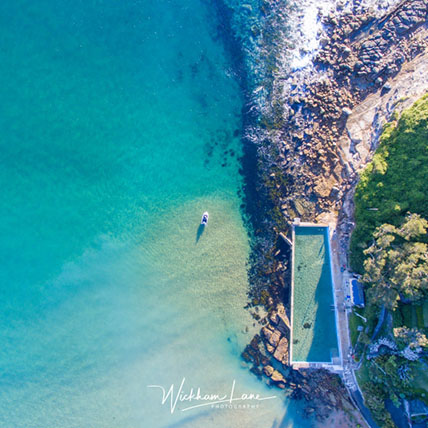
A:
230;0;428;423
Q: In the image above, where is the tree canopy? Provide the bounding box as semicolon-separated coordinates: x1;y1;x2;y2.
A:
349;94;428;428
350;94;428;272
362;214;428;310
393;326;428;350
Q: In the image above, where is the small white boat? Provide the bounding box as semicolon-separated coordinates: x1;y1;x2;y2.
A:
201;211;209;225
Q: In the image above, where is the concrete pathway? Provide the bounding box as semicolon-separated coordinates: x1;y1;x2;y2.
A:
329;226;377;428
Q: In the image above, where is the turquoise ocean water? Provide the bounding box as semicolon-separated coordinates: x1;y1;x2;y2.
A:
0;1;308;427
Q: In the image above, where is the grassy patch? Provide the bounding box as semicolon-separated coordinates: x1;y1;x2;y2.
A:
349;308;366;346
392;308;403;328
415;305;425;330
400;304;414;328
356;361;371;386
411;364;428;401
423;300;428;328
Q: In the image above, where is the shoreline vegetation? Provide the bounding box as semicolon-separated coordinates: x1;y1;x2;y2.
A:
350;94;428;272
217;0;428;426
348;96;428;428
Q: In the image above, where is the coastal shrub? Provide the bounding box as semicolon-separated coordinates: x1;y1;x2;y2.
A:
362;382;396;428
415;305;425;331
349;95;428;425
393;327;428;350
361;214;428;310
392;308;403;329
401;304;414;328
410;364;428;403
358;332;371;350
363;302;380;336
364;353;420;427
424;300;428;327
350;94;428;272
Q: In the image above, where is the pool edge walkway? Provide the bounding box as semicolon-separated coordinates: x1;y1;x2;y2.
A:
330;225;377;428
289;218;374;428
289;225;295;365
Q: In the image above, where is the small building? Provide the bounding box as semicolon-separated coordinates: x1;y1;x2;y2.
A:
351;279;365;308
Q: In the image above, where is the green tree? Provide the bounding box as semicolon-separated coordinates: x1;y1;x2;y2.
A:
398;213;428;240
393;326;428;350
362;214;428;309
362;382;397;428
350;94;428;272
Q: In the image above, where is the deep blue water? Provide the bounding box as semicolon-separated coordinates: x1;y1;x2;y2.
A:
0;1;308;427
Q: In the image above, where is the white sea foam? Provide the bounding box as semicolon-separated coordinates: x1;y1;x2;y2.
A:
288;1;334;70
287;0;402;72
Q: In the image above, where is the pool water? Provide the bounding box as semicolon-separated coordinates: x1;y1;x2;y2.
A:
291;226;339;363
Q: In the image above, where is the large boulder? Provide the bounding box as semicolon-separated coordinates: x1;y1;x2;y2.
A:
262;325;282;347
271;369;286;383
276;303;291;330
263;365;274;377
265;343;275;354
273;337;289;364
263;365;287;384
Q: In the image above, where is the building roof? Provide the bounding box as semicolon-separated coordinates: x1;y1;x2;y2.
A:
351;279;365;307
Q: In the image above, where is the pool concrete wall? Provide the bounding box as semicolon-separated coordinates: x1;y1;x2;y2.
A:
289;222;342;370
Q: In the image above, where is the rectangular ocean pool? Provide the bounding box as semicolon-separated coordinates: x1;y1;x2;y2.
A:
290;225;339;364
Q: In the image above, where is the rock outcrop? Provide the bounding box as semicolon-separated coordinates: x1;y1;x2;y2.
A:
257;0;428;225
241;0;428;422
273;337;289;364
